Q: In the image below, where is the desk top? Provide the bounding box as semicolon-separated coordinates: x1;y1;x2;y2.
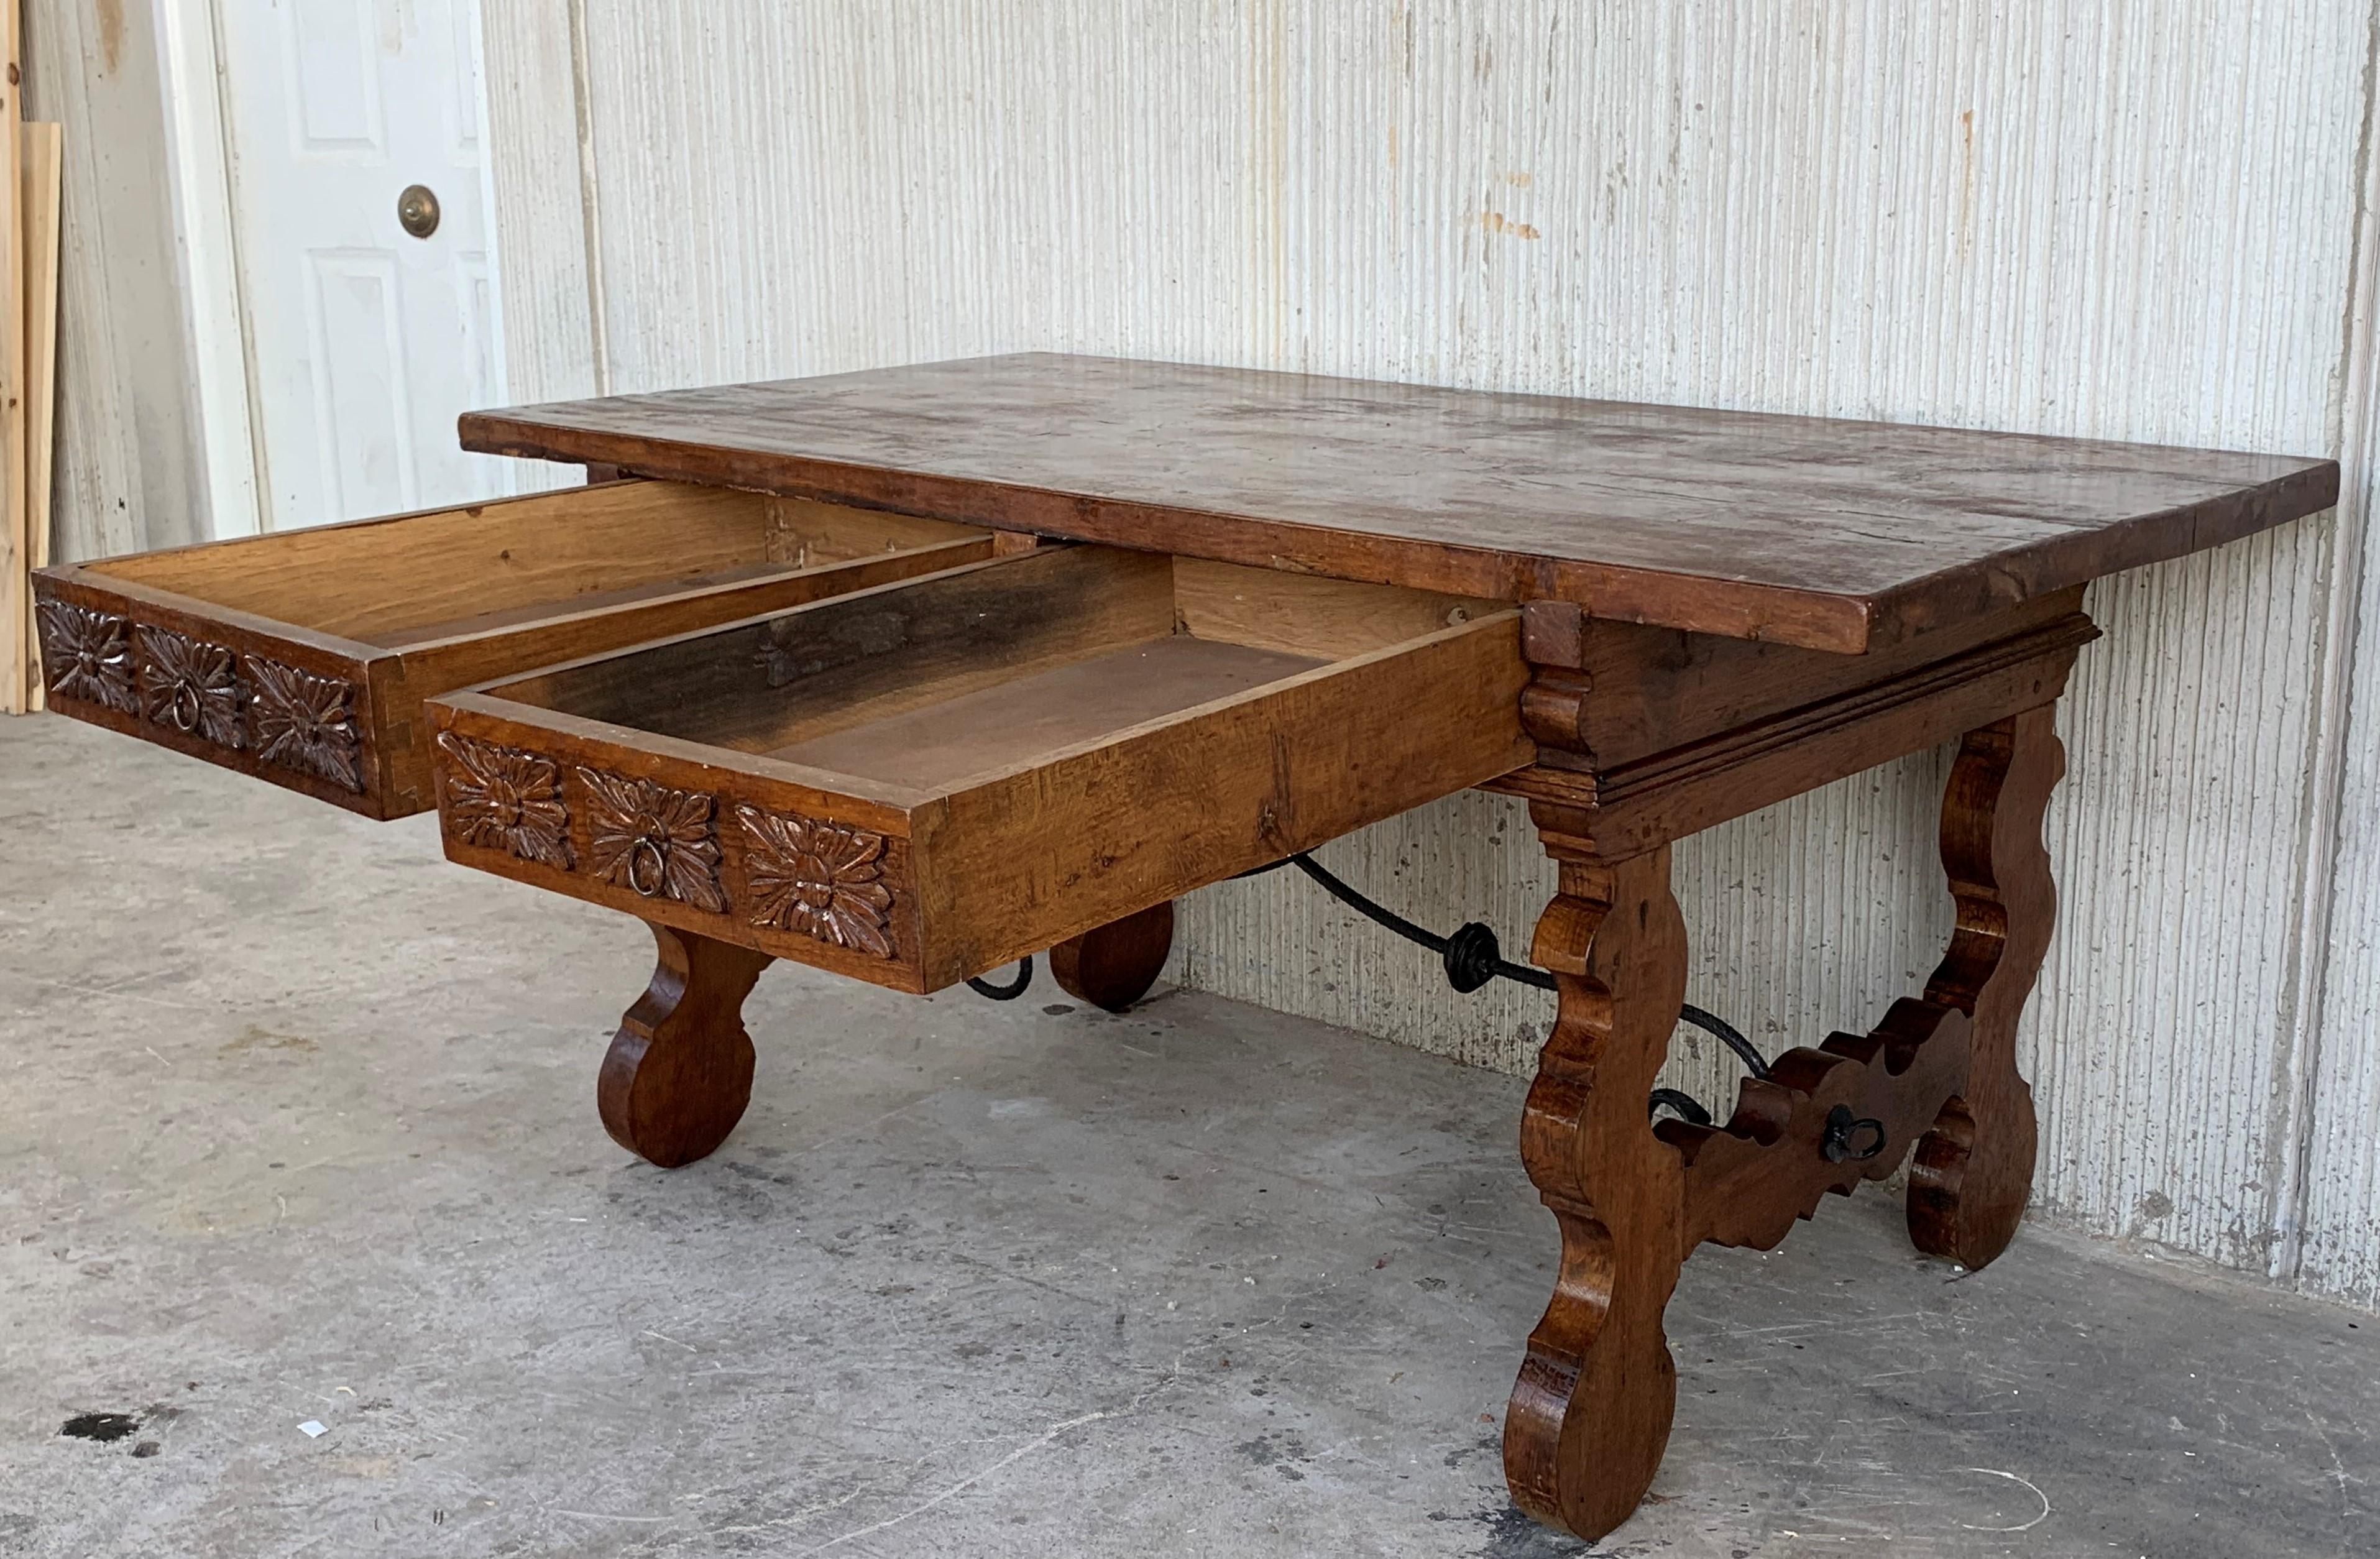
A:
459;353;2336;655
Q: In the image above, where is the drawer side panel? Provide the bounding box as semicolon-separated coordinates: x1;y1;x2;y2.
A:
914;612;1534;985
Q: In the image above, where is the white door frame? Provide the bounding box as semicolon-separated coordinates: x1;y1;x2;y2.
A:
152;0;510;540
154;0;260;540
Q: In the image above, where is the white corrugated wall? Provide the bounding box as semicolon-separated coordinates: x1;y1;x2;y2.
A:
480;1;2380;1305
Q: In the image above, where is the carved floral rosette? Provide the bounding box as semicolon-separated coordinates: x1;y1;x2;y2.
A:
438;731;572;868
245;655;365;793
733;802;897;957
135;625;244;749
577;766;730;912
34;599;137;714
40;597;371;792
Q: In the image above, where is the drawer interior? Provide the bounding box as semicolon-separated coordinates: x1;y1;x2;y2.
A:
40;477;993;818
82;482;980;651
436;545;1530;989
771;635;1321;790
482;548;1502;796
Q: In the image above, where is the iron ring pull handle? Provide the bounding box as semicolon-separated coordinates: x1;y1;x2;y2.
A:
1820;1104;1888;1164
625;839;669;898
168;681;206;734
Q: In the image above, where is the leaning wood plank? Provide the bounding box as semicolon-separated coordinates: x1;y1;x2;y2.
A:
457;353;2339;653
0;1;24;715
22;121;58;711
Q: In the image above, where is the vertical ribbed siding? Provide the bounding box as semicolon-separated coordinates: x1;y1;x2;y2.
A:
2308;453;2380;1299
479;0;596;415
2297;2;2380;1305
487;1;2379;1300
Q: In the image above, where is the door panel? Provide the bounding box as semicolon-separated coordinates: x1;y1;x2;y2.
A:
220;0;511;530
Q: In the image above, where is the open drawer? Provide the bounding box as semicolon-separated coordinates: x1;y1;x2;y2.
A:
424;547;1535;992
31;481;992;817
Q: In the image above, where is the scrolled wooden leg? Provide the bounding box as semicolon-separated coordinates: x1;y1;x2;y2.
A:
597;921;774;1169
1907;706;2064;1270
1504;809;1688;1543
1049;900;1173;1012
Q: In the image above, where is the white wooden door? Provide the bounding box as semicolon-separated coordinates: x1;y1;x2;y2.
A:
217;0;510;530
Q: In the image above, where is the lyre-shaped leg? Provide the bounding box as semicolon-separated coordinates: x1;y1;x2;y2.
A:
1503;810;1689;1542
1907;705;2065;1269
598;921;774;1168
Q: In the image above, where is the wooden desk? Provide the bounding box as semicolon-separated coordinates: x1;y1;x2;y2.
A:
32;355;2336;1543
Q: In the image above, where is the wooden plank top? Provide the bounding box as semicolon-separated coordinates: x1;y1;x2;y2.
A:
459;353;2336;654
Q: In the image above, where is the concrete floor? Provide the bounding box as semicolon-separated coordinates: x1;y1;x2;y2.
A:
2;715;2376;1559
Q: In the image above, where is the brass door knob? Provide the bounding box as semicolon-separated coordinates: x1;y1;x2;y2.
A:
397;184;441;239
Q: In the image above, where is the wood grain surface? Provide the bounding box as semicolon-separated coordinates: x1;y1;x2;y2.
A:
767;637;1324;790
1906;706;2066;1269
34;482;990;817
427;546;1533;992
459;352;2338;653
1491;609;2094;857
1503;830;1689;1542
598;921;774;1167
1049;901;1175;1013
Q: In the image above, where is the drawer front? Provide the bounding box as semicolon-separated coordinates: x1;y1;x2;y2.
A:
33;571;388;809
425;547;1533;992
33;482;994;819
424;709;933;985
